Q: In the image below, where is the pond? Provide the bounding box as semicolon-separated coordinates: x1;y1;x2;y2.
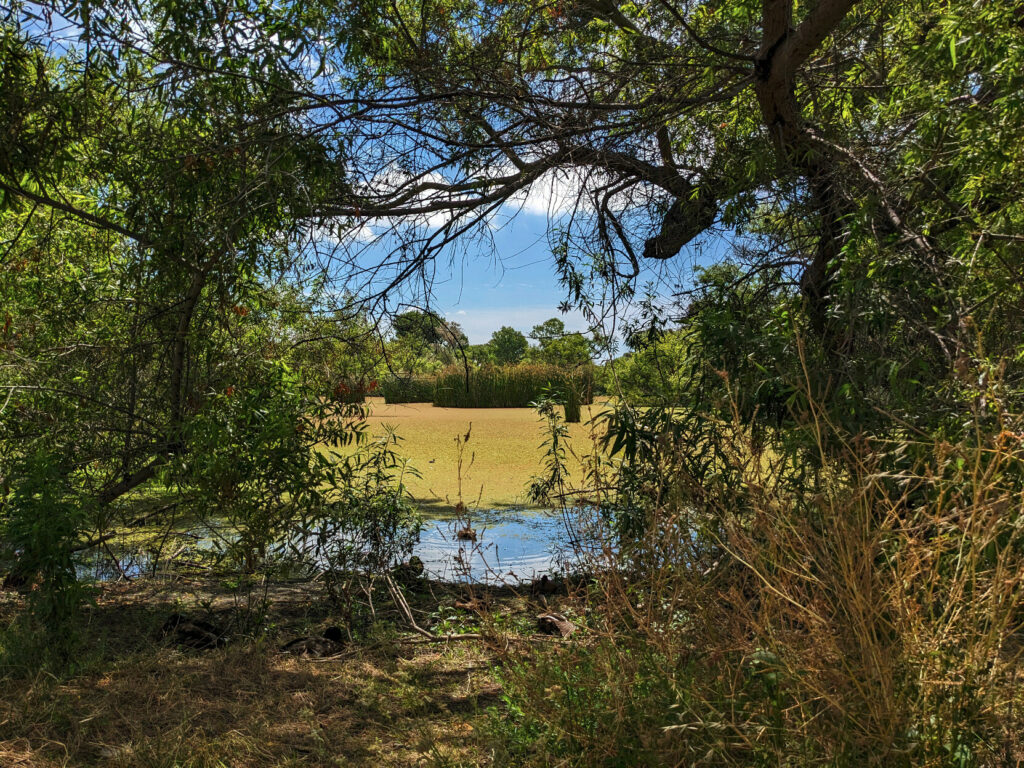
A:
415;509;581;583
75;508;589;585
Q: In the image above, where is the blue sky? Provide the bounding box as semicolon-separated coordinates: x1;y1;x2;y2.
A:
428;214;590;345
422;212;730;345
336;205;731;346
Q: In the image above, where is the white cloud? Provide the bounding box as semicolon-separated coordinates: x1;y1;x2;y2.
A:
310;222;379;246
507;169;585;218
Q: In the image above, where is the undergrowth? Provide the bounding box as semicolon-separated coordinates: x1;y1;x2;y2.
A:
491;379;1024;767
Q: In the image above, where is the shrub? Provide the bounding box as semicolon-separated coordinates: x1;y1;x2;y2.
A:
331;377;378;403
291;426;422;633
563;385;581;423
493;392;1024;766
1;451;91;667
183;360;367;573
433;364;593;409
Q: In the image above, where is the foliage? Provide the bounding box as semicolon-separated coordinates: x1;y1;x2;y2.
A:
180;360;367;573
497;386;1024;766
277;289;386;397
527;392;571;506
2;4;1024;763
526;319;596;368
390;311;468;367
1;451;91;665
0;16;386;641
295;427;421;628
605;329;691;406
488;326;530;366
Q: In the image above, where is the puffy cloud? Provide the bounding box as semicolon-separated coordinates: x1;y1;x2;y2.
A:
506;168;585;218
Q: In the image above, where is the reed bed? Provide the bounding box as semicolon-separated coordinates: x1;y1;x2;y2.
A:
378;375;435;404
492;400;1024;767
432;364;594;409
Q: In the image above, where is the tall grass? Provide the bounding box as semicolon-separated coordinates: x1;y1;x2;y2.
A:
378;375;435;403
492;392;1024;766
433;364;593;409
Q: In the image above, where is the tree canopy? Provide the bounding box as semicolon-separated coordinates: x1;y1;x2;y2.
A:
489;326;530;365
0;0;1020;593
3;0;1019;407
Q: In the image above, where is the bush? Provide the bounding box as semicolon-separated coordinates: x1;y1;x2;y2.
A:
331;377;377;403
1;451;91;667
604;329;691;405
494;392;1024;766
292;426;422;632
183;360;367;573
379;375;435;403
563;386;581;423
433;364;594;409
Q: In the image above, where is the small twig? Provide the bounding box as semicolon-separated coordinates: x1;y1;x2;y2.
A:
399;632;485;644
383;571;434;638
101;540;132;581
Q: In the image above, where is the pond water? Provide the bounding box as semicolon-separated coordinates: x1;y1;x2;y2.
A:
75;509;586;585
415;509;580;583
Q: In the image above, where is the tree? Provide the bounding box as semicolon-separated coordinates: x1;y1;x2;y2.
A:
528;319;594;368
0;20;370;610
529;319;568;346
393;311;445;348
490;326;529;365
389;310;468;372
317;0;1023;426
606;331;691;406
5;0;1022;429
467;343;496;366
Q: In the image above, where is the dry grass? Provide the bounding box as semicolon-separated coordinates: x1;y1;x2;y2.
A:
353;398;608;512
493;398;1024;765
0;580;507;768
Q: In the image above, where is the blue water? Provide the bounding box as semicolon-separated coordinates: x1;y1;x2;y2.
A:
414;510;579;584
74;509;583;584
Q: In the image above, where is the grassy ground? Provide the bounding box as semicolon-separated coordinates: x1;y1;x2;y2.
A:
355;398;608;513
0;576;575;768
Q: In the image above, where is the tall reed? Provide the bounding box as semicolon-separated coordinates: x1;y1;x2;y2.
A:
433;364;593;409
378;376;435;403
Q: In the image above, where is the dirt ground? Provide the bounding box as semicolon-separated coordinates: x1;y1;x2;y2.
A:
0;575;574;768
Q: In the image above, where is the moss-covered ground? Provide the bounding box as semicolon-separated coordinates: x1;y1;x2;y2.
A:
355;398;609;513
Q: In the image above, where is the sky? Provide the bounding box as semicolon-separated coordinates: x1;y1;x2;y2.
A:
429;214;590;345
334;176;731;346
417;214;728;345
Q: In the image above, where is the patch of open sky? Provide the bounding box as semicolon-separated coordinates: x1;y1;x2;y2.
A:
307;206;739;345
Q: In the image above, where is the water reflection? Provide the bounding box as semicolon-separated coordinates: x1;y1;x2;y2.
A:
74;509;583;584
415;510;577;584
